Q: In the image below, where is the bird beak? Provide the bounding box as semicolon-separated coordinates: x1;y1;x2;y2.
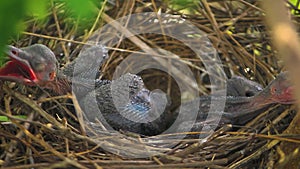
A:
0;45;39;85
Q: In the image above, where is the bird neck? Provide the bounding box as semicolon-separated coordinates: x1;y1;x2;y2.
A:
44;76;71;95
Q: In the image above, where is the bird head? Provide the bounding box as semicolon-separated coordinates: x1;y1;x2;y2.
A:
268;72;295;104
0;44;57;86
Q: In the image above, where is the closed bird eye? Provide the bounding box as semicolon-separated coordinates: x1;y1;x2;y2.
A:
49;71;56;80
271;87;277;95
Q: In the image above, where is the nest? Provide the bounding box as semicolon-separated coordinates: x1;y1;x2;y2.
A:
1;0;300;168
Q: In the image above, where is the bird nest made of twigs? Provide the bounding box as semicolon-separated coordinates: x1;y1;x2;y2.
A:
1;0;300;168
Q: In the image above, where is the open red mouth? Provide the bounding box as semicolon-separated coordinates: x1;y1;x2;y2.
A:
0;46;38;85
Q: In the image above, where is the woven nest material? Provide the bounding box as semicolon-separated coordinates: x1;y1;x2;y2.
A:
1;0;300;168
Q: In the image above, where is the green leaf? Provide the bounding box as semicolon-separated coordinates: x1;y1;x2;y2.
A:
0;115;28;122
0;0;26;65
289;0;300;14
25;0;48;19
64;0;98;18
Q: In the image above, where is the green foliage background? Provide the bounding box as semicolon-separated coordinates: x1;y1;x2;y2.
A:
0;0;102;65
